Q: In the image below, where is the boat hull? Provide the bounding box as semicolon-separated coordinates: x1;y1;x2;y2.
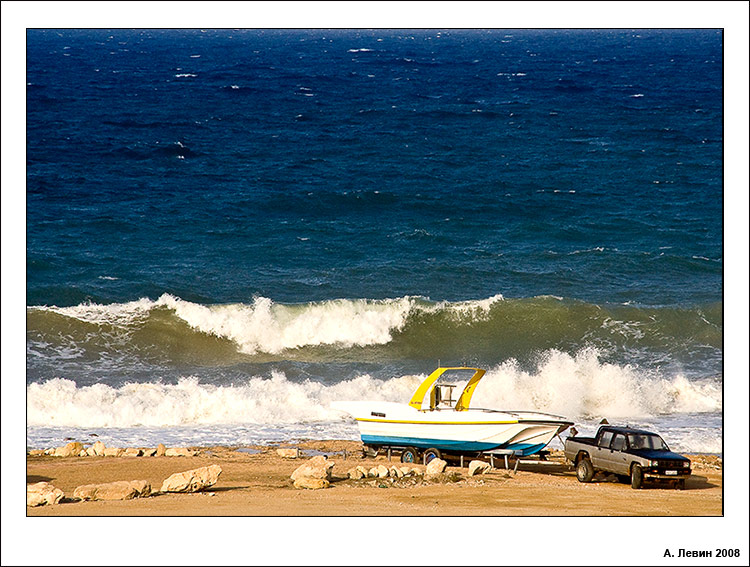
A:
332;401;572;456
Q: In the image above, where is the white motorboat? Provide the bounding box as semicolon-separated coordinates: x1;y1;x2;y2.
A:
331;367;573;458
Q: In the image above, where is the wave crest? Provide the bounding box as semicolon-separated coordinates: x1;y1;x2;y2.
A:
27;294;721;366
27;349;721;429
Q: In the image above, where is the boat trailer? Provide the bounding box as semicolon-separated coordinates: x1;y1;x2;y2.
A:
363;444;558;472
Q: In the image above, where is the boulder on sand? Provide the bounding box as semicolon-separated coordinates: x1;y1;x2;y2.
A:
53;442;83;457
92;440;106;456
73;480;151;501
155;443;166;457
348;465;369;480
27;482;64;507
164;447;196;457
290;456;334;481
468;460;492;476
160;465;222;493
276;448;299;459
425;458;447;476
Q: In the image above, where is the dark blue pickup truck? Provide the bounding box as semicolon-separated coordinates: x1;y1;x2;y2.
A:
564;425;691;489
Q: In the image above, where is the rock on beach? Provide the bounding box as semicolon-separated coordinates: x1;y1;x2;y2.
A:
53;442;83;457
425;458;448;476
347;465;369;480
290;456;334;481
164;447;197;457
276;448;299;459
27;482;64;507
73;480;151;501
160;465;222;493
468;460;492;476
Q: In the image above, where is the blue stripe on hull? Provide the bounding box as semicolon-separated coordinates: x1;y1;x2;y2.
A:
361;435;549;456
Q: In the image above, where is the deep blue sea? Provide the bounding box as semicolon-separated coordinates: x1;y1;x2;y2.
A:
26;29;723;453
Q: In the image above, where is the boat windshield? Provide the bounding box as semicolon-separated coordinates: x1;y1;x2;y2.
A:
627;434;669;451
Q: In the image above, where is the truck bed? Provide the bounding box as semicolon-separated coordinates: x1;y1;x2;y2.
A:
566;436;595;446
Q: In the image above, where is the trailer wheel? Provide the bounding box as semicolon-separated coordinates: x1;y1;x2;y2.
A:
630;464;644;489
423;448;441;464
400;447;418;464
575;457;594;483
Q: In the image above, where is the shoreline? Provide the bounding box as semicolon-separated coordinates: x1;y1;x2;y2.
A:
26;440;723;517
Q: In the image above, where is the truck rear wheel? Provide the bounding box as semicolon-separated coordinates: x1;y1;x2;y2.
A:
630;464;644;489
575;457;594;483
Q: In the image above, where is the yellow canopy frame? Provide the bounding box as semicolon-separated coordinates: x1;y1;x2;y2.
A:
408;367;487;411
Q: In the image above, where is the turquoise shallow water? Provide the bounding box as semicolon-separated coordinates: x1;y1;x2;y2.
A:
26;29;722;452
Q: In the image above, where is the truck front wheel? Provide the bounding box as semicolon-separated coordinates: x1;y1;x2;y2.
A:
576;457;594;483
630;464;644;489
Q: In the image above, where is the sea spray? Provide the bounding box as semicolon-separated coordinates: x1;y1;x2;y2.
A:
27;372;420;428
27;349;720;429
470;349;721;419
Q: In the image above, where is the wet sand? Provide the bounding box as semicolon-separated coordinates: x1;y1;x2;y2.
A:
26;440;722;517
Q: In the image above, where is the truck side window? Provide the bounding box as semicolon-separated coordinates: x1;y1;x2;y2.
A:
598;430;614;448
611;434;626;451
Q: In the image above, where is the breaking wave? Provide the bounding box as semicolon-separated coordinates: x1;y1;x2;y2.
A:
26;293;721;364
27;349;721;429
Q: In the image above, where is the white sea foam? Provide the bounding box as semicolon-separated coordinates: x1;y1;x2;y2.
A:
34;297;155;326
469;348;722;419
26;372;421;428
27;349;721;432
158;294;415;354
436;294;504;322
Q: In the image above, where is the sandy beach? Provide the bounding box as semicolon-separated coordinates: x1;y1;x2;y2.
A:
26;440;722;517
